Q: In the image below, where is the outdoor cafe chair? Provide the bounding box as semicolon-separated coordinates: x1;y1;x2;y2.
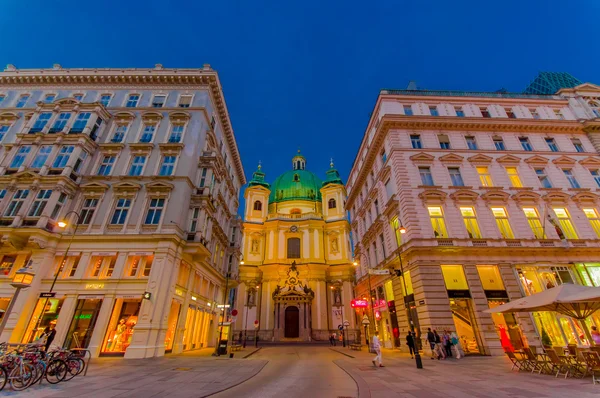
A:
545;349;572;378
523;347;552;374
505;351;527;372
582;351;600;384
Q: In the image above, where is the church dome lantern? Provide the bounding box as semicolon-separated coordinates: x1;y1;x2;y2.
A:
269;152;323;204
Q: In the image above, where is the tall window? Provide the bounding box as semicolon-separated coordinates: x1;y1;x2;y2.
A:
30;112;52;133
140;125;155;143
71;112;90;133
553;208;578;239
50;193;66;219
465;136;477;150
28;190;52;217
480;107;491;118
80;198;98;225
493;137;506;150
0;125;9;141
438;134;450;149
152;95;166;108
112;125;127;143
15;95;29;108
428;206;448;238
545;138;559;152
169;125;184;143
145;198;165;225
52;146;74;168
0;256;16;276
535;168;552;188
460;207;482;239
126;94;140;108
328;198;336;209
523;207;545;239
10;146;31;168
31;146;52;168
477;166;493;186
429;106;439;116
591;170;600;187
253;200;262;211
419;167;434;185
519;137;533;151
128;156;146;176
97;155;116;176
111;198;131;225
159;155;176;176
403;105;413;116
572;138;584;153
563;169;580;188
99;94;111;107
455;107;465;117
410;134;422;149
178;95;192;108
189;208;200;232
199;168;208;187
583;208;600;238
44;94;55;103
50;113;71;133
5;190;29;217
448;167;464;186
287;237;301;259
505;167;522;187
491;207;514;239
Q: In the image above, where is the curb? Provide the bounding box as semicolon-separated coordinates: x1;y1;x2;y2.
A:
329;347;355;358
243;347;262;358
333;359;370;398
201;359;268;397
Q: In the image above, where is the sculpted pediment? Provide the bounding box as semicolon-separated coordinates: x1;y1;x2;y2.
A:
439;153;464;163
410;152;435;163
579;156;600;167
511;190;541;203
481;190;510;203
449;189;479;203
496;155;521;164
552;155;577;165
524;155;549;165
467;154;493;164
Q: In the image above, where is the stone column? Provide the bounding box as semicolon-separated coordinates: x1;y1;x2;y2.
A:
86;295;116;357
52;294;78;348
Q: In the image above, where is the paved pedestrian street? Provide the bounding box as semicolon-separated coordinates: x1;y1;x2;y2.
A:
7;345;600;398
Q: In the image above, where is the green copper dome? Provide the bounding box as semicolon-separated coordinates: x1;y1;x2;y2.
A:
269;151;322;203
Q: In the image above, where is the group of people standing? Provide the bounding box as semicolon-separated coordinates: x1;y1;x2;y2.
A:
426;328;463;360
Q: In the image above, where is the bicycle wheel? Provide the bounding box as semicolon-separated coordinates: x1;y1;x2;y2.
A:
45;359;67;384
9;363;34;391
32;361;46;385
0;366;7;391
63;358;84;381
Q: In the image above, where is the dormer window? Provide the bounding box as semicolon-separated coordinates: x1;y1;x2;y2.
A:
293;174;300;182
328;198;337;209
253;201;262;211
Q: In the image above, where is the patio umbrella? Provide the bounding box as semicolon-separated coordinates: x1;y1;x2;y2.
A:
485;284;600;344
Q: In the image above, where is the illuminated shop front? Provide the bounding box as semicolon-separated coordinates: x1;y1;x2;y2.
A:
182;301;212;350
23;297;64;343
102;298;141;355
165;299;182;352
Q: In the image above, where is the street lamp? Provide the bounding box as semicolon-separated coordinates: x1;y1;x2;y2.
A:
215;261;232;356
31;210;82;339
394;224;423;369
0;265;35;334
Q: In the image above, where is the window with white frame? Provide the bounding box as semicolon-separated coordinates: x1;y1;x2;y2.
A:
491;207;514;239
152;95;166;108
128;156;146;176
50;193;67;220
419;167;434;185
99;94;112;107
50;113;71;133
410;134;422;149
563;169;580;188
519;137;533;151
438;134;450;149
73;151;87;174
553;208;578;239
71;112;90;133
178;95;192;108
126;94;140;108
455;107;465;117
572;138;584;153
112;124;127;143
0;125;9;141
97;155;116;176
545;138;559;152
159;155;176;176
139;124;155;143
591;170;600;187
460;207;482;239
30;112;52;133
535;168;552;188
429;106;439;116
403;105;413;115
583;208;600;238
493;137;505;150
126;255;153;277
168;125;184;143
4;190;29;217
144;198;165;225
44;94;55;103
15;94;29;108
10;146;31;168
28;190;52;217
31;145;52;169
110;198;131;225
477;166;493;187
465;136;477;150
52;146;74;168
199;168;208;187
448;167;464;186
80;198;98;225
189;207;200;232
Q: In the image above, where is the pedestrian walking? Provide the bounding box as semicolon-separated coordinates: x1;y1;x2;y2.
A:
443;330;452;358
329;333;335;346
451;332;462;359
426;328;436;359
406;331;416;359
434;330;445;360
332;332;337;346
372;331;384;367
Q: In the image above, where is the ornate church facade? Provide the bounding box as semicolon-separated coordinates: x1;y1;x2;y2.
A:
233;153;357;342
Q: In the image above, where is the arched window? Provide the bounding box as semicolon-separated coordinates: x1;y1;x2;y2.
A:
287;237;300;259
293;173;300;182
253;200;262;211
328;198;337;209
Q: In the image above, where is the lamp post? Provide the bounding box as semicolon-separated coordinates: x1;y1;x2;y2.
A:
215;261;231;356
0;265;35;335
394;224;423;369
31;211;82;339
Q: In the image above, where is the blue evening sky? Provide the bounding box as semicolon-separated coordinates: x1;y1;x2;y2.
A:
1;0;598;188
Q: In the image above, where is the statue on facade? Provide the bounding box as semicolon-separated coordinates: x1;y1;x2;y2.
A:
251;239;259;253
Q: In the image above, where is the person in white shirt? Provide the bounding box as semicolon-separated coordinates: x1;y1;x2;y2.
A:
372;331;384;367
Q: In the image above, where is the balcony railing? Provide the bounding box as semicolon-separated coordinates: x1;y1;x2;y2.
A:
266;212;321;221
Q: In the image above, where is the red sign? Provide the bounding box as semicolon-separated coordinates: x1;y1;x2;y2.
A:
375;310;382;321
373;299;387;308
351;299;369;308
254;320;259;325
231;309;238;316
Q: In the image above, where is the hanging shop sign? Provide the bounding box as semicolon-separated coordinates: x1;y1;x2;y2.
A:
375;310;382;321
351;299;369;308
85;283;104;290
368;269;390;276
39;292;56;298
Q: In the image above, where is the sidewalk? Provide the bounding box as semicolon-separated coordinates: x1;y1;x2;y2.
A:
332;347;600;398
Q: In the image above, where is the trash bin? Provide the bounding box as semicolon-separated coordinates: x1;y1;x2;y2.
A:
218;340;228;355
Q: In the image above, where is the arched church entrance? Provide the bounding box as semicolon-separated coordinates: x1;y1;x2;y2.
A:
284;306;300;338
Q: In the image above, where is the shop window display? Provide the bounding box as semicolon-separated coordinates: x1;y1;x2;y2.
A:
165;300;181;351
102;299;140;354
64;298;103;349
23;298;64;343
0;298;10;323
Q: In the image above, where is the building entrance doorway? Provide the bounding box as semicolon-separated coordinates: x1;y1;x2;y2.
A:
450;298;483;355
284;306;299;338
